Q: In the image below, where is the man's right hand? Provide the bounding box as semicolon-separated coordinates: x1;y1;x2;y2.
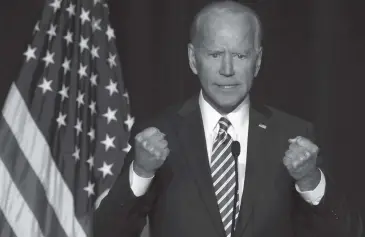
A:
133;127;170;178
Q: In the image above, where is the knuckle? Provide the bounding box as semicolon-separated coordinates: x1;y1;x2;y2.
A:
142;128;151;135
295;158;303;166
160;139;168;146
297;137;309;147
148;145;155;151
135;133;143;142
299;136;307;142
164;148;170;157
295;136;303;144
305;139;314;148
286;165;294;173
144;127;159;136
148;127;158;132
154;150;161;157
283;156;290;166
289;144;296;150
287;151;296;159
312;145;319;153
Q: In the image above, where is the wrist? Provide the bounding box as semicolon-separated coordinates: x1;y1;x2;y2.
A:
296;168;321;192
133;162;155;178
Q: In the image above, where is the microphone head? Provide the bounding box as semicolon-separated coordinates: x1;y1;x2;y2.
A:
231;141;241;158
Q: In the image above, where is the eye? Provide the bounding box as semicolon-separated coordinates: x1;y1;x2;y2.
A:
210;52;220;58
236;53;247;59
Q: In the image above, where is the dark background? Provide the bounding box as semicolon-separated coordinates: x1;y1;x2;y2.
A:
1;0;365;228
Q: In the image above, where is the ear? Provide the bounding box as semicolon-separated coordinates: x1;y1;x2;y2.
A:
188;43;198;75
254;47;263;77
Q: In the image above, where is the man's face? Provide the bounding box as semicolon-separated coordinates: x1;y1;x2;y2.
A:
188;13;262;113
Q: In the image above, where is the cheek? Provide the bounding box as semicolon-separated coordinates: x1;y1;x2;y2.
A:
236;61;257;80
238;58;257;71
197;64;217;83
198;59;219;72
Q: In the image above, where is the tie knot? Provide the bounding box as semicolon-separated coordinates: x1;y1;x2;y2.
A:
218;117;231;132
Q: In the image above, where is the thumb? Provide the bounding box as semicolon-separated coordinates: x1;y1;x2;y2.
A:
288;136;299;143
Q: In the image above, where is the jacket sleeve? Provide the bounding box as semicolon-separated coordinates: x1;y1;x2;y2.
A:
92;123;167;237
294;123;363;237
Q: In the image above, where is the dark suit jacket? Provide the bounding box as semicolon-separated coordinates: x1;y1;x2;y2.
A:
93;96;362;237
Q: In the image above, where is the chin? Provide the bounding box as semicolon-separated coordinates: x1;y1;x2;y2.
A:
217;94;243;104
203;90;246;113
220;103;240;113
211;99;241;114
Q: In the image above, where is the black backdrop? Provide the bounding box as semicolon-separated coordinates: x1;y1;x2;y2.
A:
1;0;365;227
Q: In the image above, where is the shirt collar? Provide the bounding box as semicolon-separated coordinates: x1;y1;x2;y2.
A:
198;90;250;134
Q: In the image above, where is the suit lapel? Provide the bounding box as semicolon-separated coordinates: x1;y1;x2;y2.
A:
234;104;271;237
176;97;272;237
177;97;226;237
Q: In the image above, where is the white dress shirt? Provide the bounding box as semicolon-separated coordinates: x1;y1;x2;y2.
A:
129;91;326;205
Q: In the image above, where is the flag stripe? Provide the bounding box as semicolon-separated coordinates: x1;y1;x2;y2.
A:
0;205;18;237
2;83;87;237
0;115;69;237
0;159;44;237
0;2;132;236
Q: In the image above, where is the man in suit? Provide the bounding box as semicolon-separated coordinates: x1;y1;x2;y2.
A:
93;1;362;237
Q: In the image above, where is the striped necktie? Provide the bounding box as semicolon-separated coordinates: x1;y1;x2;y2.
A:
210;117;239;237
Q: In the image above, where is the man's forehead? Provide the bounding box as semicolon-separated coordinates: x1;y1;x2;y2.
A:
200;14;256;44
191;2;261;48
205;10;254;25
202;12;255;34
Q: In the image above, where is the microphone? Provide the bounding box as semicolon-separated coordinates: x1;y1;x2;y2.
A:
231;141;241;159
231;141;240;236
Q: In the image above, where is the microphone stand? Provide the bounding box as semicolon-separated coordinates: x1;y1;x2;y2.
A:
231;141;240;237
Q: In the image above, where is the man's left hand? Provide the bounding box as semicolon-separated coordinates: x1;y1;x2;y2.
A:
283;136;321;191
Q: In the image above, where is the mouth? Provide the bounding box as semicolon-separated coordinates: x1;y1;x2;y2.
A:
216;84;240;89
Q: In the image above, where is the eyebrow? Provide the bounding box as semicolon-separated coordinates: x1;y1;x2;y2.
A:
201;46;254;54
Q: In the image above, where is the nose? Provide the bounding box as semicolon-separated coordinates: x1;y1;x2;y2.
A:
219;52;235;77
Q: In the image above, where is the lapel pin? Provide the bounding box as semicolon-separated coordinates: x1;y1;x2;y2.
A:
258;124;267;129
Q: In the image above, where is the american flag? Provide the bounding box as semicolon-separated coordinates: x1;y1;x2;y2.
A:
0;0;133;236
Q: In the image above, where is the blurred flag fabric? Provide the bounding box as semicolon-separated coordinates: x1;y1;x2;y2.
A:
0;0;134;236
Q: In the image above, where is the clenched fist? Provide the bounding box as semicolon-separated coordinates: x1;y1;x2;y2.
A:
283;136;321;191
133;127;170;178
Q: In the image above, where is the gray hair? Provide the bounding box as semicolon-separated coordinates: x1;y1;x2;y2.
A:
190;1;263;49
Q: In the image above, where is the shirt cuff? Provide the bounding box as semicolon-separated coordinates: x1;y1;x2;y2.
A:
129;161;154;197
295;169;326;205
